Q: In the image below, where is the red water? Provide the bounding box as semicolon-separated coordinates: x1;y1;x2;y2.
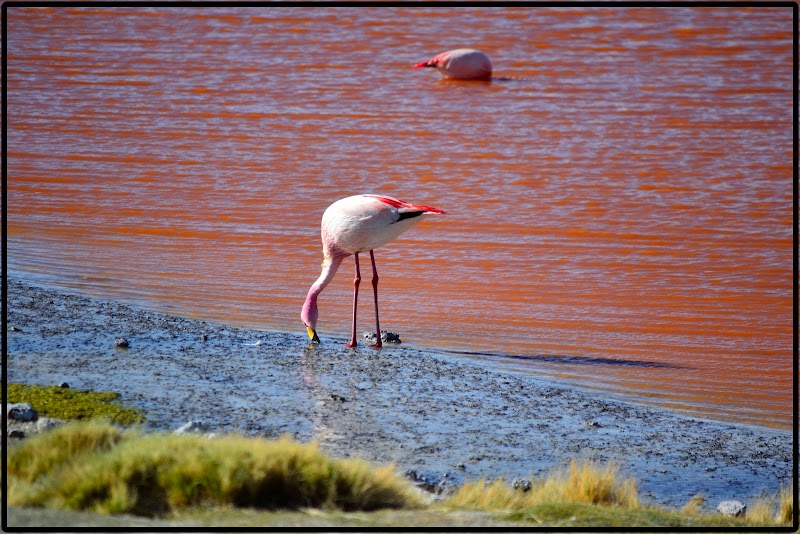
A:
7;6;794;428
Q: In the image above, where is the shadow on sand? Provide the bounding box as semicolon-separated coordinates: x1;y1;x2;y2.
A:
444;349;689;370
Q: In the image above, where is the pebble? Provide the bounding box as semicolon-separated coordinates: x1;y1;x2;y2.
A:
512;477;532;492
36;417;65;432
115;337;130;348
59;382;69;388
174;420;210;434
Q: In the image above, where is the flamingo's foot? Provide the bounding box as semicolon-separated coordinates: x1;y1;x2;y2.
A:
370;341;383;349
345;340;358;348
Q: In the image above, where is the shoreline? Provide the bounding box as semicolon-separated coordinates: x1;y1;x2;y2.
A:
6;277;792;511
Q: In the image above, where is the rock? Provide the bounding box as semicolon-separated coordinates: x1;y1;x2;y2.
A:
404;470;456;497
436;479;457;496
363;331;377;342
381;331;401;343
717;500;746;517
404;470;438;493
174;420;210;434
200;334;208;342
8;403;37;422
37;417;65;432
8;430;25;439
512;478;532;492
115;337;130;348
329;394;346;403
58;382;70;388
363;330;402;344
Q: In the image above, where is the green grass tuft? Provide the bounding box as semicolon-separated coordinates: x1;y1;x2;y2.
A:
502;501;756;528
8;422;421;516
6;383;146;425
8;421;127;484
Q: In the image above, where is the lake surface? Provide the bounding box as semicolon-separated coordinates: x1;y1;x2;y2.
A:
6;5;794;429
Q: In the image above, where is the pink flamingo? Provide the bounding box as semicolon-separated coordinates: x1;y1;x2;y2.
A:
301;194;446;348
413;48;492;81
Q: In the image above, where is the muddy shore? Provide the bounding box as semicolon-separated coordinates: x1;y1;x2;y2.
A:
6;277;792;511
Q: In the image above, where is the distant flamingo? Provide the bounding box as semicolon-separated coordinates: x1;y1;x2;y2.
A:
301;194;446;348
413;48;492;81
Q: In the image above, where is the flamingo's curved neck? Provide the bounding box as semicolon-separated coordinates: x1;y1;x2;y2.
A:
303;252;346;313
302;250;348;333
312;254;345;296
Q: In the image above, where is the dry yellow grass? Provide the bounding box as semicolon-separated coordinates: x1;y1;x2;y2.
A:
680;494;705;515
746;495;776;524
444;464;792;528
779;481;794;526
745;480;794;526
443;479;527;511
444;459;639;511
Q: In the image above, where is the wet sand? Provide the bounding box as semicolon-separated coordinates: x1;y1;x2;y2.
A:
6;277;792;511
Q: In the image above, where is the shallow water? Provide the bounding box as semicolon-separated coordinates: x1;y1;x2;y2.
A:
6;6;793;428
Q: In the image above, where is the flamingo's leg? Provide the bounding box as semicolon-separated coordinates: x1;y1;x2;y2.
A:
369;250;382;349
346;253;361;348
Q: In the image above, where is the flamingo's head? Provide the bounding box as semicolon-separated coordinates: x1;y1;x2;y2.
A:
413;50;451;72
301;296;321;344
413;58;437;70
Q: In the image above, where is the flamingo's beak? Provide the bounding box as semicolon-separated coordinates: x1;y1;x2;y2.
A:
307;327;320;344
413;60;432;69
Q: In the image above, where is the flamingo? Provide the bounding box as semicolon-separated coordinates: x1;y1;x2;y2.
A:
413;48;492;81
301;194;446;349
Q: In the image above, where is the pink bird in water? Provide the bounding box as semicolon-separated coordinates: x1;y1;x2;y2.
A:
301;194;446;348
413;48;492;81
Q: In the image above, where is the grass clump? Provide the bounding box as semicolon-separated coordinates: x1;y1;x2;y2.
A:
554;459;639;508
445;459;638;512
504;501;755;528
8;420;127;484
6;383;146;425
746;481;795;526
443;461;792;528
779;481;794;525
679;494;705;515
8;421;421;517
